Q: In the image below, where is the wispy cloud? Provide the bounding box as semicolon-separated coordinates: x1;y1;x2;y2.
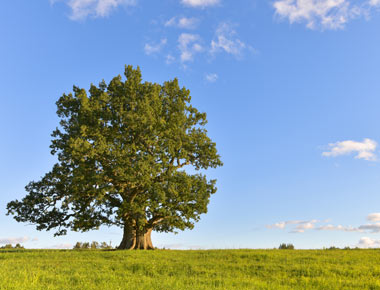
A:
268;213;380;235
144;38;167;55
146;22;249;66
0;236;29;244
178;33;203;62
181;0;220;8
205;73;218;82
322;138;377;161
210;23;249;58
369;0;380;6
165;17;200;29
316;223;380;233
63;0;136;20
273;0;363;30
166;54;176;64
291;222;316;233
367;213;380;222
316;224;361;232
266;220;296;229
267;219;319;233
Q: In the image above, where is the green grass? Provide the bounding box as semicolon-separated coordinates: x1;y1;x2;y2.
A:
1;249;380;289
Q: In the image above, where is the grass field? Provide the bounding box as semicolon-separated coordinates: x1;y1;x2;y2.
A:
1;249;380;289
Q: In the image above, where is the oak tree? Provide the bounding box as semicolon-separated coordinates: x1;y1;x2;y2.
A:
7;66;222;249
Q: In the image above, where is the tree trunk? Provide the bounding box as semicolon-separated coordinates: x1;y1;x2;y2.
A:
118;226;154;250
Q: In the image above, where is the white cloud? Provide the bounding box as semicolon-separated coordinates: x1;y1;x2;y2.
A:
144;38;167;55
267;219;319;233
273;0;363;30
268;213;380;236
315;220;380;233
210;23;248;57
181;0;220;8
316;224;361;232
297;222;315;230
358;237;380;248
289;222;317;233
322;138;377;161
66;0;136;20
266;220;300;229
165;17;199;29
178;33;203;62
266;222;287;229
205;73;218;82
166;54;176;64
178;17;199;29
0;237;29;244
165;17;177;27
369;0;380;6
367;213;380;222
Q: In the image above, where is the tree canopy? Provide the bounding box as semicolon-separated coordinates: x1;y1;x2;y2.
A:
7;66;222;249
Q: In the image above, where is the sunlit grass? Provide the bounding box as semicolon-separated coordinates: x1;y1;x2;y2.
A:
1;249;380;289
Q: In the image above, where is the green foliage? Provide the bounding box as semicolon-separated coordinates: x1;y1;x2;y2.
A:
73;241;112;250
90;241;98;249
81;242;90;249
99;242;113;250
0;244;24;250
1;249;380;289
6;66;222;243
73;242;82;250
279;243;294;250
326;246;339;250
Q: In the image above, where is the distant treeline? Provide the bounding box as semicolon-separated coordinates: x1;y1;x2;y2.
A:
279;243;295;250
277;243;362;250
73;241;113;250
0;244;25;249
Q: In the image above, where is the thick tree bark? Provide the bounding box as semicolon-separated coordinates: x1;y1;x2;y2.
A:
118;226;154;250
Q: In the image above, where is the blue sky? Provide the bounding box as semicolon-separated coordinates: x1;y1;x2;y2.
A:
2;0;380;249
